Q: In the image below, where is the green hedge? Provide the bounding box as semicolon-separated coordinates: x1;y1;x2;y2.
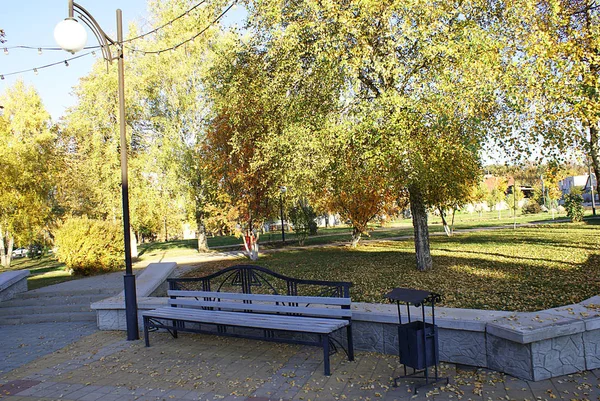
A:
55;217;124;275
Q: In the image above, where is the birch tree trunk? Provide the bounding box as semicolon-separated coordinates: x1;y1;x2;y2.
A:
197;219;208;252
409;186;433;271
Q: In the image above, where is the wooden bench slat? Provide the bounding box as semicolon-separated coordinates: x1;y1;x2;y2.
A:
154;307;349;328
145;307;348;327
167;290;351;306
167;298;352;318
142;308;348;333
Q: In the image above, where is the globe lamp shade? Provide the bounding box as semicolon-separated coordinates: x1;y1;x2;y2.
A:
54;18;88;54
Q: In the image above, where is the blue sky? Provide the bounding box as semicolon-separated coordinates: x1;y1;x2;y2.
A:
1;1;245;121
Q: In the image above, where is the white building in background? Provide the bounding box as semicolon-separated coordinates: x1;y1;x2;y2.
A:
560;175;596;193
559;174;598;203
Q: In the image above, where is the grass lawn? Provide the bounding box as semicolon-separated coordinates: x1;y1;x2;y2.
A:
1;255;76;290
183;221;600;312
137;210;574;253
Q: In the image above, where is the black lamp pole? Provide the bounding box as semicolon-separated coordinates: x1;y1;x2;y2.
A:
57;1;139;341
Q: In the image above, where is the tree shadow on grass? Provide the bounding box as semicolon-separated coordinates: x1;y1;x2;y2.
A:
435;248;580;267
183;247;600;312
434;229;600;252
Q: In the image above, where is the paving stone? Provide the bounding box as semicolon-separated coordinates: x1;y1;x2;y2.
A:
0;324;599;401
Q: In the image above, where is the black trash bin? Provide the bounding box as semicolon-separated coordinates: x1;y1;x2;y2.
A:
385;288;447;392
398;321;438;370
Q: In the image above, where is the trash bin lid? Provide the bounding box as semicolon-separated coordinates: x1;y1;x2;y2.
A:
385;288;441;306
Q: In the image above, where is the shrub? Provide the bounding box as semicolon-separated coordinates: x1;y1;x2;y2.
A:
55;217;124;275
564;191;584;222
522;201;542;214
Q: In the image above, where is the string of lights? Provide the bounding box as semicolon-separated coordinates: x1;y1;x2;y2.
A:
2;0;208;53
125;2;235;55
122;0;208;44
1;51;94;80
3;45;100;54
0;1;235;79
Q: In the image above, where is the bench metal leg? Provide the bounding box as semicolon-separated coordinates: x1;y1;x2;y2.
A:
322;334;331;376
143;316;150;347
172;320;178;338
346;325;354;361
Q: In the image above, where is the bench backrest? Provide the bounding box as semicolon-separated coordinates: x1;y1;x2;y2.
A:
167;290;352;320
167;265;352;299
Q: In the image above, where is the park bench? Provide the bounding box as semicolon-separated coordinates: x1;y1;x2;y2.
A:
142;265;354;375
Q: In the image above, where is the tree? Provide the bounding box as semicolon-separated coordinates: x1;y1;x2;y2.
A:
506;184;525;217
321;120;401;247
0;81;59;267
288;199;317;246
564;187;585;222
247;0;501;270
498;1;599;193
487;177;508;219
471;183;489;218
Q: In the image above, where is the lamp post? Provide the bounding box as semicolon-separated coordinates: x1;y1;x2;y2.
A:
589;158;597;216
279;186;287;243
55;1;139;341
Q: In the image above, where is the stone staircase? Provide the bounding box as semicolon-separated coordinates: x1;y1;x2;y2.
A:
0;288;116;325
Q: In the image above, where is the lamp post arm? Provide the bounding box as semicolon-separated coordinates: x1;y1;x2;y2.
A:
70;0;118;62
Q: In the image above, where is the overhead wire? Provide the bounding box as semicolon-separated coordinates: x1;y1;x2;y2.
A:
1;51;93;80
0;1;235;79
125;2;236;55
1;0;208;53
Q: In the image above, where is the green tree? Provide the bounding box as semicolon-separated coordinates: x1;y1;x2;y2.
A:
288;199;317;246
128;0;234;251
498;1;599;193
506;184;525;217
247;0;501;270
0;81;59;267
486;177;508;219
564;187;585;222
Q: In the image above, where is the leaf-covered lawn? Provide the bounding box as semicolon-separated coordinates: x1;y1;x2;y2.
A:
184;222;600;312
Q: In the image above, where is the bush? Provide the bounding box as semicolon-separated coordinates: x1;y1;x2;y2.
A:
522;201;542;214
55;217;124;275
564;191;584;222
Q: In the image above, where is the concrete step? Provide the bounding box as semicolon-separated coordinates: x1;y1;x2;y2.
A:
0;303;94;317
18;288;117;299
0;294;108;308
0;311;96;325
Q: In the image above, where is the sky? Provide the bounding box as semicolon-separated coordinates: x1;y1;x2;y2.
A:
0;0;245;121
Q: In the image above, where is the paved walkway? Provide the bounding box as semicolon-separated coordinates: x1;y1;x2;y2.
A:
0;331;598;401
1;218;599;400
0;322;96;375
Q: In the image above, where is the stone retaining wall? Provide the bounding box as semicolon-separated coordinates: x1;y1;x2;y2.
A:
91;266;600;382
0;270;29;302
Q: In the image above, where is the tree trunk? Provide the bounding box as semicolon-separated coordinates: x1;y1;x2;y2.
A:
409;186;432;271
130;228;138;259
0;228;14;268
451;207;457;235
351;227;362;247
438;207;451;237
197;220;208;252
589;124;600;198
163;217;168;242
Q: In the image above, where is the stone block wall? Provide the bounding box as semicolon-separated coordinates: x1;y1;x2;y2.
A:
0;270;29;302
91;290;600;382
